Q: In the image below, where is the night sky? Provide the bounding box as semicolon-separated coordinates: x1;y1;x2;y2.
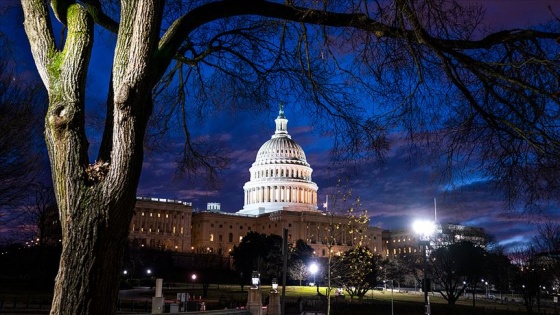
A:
1;0;559;251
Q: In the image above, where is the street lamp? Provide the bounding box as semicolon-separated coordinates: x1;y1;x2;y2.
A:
309;262;319;293
251;271;260;289
413;219;435;315
272;278;278;293
191;273;197;289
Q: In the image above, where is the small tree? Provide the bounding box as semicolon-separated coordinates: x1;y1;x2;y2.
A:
23;183;59;246
319;184;369;314
510;247;552;315
230;231;283;289
288;259;308;286
337;246;377;302
485;248;515;302
430;241;487;304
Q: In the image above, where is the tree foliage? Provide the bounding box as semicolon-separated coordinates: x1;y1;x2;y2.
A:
230;231;282;288
287;259;308;286
510;246;553;315
430;241;487;304
336;246;378;302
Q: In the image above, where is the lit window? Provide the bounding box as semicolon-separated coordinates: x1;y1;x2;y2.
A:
210;234;214;242
239;236;243;242
141;212;145;216
173;226;176;234
166;214;169;218
157;213;161;218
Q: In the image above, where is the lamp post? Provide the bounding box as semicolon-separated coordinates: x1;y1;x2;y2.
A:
269;278;280;315
251;271;260;289
191;273;197;289
247;271;262;315
413;219;435;315
384;279;394;315
309;262;319;294
272;278;278;293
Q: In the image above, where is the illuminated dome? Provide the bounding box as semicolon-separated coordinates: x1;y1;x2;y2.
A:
237;104;319;215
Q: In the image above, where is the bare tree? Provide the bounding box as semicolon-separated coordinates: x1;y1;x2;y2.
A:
0;38;45;237
287;259;308;286
510;246;553;315
23;183;59;247
319;187;369;314
18;0;560;313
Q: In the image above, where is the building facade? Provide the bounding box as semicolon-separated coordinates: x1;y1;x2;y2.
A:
129;106;383;256
129;198;192;252
382;224;487;257
128;106;481;259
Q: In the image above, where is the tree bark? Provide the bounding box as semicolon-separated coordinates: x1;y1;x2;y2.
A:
21;0;158;313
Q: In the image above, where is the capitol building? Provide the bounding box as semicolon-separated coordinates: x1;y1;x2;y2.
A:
128;105;385;257
128;106;483;258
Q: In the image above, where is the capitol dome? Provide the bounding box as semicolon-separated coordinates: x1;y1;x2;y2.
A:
237;104;319;216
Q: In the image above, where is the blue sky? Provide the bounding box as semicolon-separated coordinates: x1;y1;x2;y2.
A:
2;0;560;251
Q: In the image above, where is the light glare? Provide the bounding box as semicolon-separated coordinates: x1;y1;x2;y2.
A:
412;220;435;237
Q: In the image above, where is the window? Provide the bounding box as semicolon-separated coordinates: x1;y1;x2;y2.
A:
219;235;223;242
229;233;233;242
239;236;243;242
210;234;214;242
211;224;214;227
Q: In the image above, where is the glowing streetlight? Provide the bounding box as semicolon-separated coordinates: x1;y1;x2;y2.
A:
309;262;319;293
251;271;260;289
272;278;278;293
413;219;435;315
413;220;436;238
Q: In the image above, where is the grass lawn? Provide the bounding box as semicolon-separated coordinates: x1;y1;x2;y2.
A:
123;284;537;315
1;282;548;315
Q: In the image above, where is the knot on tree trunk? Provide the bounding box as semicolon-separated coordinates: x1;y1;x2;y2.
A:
86;160;110;183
